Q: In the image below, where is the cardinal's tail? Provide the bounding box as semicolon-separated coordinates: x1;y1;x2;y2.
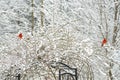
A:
101;43;104;47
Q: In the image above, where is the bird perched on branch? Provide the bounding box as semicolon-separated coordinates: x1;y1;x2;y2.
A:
101;38;107;46
18;33;23;39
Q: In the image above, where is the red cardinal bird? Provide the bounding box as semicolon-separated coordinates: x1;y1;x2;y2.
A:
18;33;23;39
101;38;107;46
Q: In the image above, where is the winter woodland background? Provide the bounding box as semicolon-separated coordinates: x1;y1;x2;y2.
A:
0;0;120;80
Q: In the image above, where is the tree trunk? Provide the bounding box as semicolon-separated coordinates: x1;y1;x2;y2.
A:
31;0;34;35
40;0;44;31
112;0;119;46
